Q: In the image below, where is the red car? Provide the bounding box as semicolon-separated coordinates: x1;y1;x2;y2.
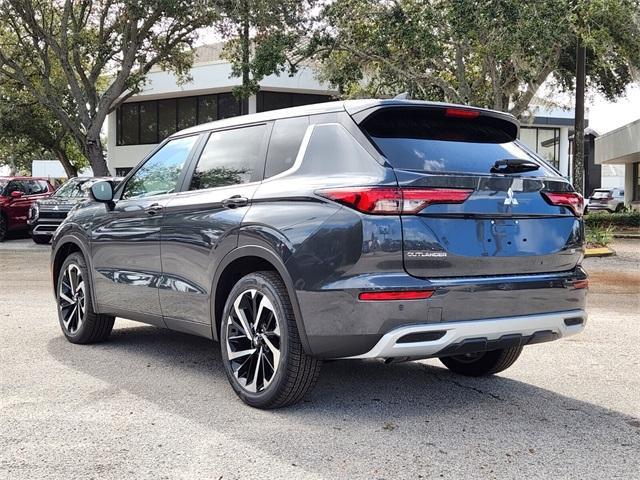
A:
0;176;56;241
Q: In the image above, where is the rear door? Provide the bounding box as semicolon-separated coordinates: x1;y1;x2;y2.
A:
358;106;584;278
159;123;270;332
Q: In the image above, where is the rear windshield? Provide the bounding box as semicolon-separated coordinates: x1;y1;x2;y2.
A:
361;108;556;177
591;190;612;199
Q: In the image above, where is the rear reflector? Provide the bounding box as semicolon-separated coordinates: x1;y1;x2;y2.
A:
359;290;434;301
573;279;589;289
445;108;480;119
317;187;473;215
541;191;584;216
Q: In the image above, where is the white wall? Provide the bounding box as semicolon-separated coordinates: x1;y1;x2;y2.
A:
106;61;334;173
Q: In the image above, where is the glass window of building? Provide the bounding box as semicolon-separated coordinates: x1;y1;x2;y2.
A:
117;93;246;146
519;127;561;169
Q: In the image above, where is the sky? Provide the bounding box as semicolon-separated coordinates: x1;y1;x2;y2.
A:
586;83;640;135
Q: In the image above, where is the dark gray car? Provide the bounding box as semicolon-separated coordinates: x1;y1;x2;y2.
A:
51;100;587;408
28;177;122;244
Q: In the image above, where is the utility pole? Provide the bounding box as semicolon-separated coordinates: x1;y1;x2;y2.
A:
573;39;586;195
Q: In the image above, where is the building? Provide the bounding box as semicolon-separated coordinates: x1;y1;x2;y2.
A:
106;44;336;176
105;46;599;190
595;118;640;210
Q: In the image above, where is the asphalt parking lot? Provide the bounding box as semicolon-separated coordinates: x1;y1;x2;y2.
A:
1;236;639;479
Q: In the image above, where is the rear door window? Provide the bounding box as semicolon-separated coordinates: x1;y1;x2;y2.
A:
189;124;269;190
361;108;555;177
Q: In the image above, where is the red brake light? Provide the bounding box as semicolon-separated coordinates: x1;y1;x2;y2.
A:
445;108;480;119
359;290;434;301
317;187;472;214
541;191;584;216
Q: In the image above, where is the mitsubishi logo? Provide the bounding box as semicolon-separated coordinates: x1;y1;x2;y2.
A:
504;187;518;206
53;205;59;211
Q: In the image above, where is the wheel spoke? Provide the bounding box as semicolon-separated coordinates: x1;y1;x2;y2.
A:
262;334;281;367
254;294;275;330
233;298;253;340
228;347;256;361
59;292;74;305
68;266;78;294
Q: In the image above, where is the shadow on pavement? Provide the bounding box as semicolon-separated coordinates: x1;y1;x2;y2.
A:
47;324;639;477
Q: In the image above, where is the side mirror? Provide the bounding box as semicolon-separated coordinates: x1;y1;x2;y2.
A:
90;181;114;203
10;190;23;199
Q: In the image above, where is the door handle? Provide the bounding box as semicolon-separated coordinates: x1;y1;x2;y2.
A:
145;203;163;215
222;196;249;209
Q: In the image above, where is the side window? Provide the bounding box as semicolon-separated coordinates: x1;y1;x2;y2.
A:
122;135;197;199
189;124;268;190
27;180;48;195
6;181;26;194
264;116;309;178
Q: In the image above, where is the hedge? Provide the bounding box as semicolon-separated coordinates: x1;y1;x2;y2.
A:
584;211;640;229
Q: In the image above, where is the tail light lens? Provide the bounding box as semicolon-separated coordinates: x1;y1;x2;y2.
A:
573;279;589;289
359;290;434;301
541;191;584;217
316;187;473;215
445;108;480;119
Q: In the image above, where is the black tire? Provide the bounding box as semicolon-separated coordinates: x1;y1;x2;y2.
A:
220;271;321;409
439;346;523;377
0;213;6;242
56;252;115;344
32;234;50;244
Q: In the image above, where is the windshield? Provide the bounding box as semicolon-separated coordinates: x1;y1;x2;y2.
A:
0;179;7;194
54;179;89;198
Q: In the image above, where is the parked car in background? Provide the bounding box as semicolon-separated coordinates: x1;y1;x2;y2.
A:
51;100;587;409
586;188;625;213
28;177;122;244
0;177;56;241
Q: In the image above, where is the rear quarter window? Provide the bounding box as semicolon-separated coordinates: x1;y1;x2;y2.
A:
361;107;556;177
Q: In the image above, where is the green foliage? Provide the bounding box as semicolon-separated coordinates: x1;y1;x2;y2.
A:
313;0;640;115
216;0;317;99
0;0;219;175
586;225;615;247
584;211;640;229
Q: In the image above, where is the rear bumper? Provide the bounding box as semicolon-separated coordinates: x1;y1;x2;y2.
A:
345;309;586;359
298;267;588;358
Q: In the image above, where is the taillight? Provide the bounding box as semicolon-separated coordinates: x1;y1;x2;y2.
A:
316;187;473;214
445;108;480;119
541;191;584;216
359;290;434;301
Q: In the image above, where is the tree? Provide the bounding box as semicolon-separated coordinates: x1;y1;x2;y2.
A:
0;77;87;178
313;0;640;117
216;0;317;99
0;0;219;175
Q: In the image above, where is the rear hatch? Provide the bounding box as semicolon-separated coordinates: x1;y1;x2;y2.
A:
359;105;584;278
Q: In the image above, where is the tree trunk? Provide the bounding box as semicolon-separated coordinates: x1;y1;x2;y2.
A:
573;41;586;195
241;1;251;90
84;135;110;176
54;148;78;178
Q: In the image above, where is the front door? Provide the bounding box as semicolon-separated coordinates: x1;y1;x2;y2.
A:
90;135;199;321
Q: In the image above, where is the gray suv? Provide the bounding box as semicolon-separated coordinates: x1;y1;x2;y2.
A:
51;100;587;408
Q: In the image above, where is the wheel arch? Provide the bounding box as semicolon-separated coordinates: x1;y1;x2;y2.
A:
211;245;312;354
52;236;98;310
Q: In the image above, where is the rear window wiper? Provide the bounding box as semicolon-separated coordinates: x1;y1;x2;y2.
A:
490;158;540;174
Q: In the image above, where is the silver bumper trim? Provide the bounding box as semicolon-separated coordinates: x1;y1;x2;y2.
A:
347;309;587;359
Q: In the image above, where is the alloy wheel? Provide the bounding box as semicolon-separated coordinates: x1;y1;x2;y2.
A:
225;289;281;393
58;264;86;335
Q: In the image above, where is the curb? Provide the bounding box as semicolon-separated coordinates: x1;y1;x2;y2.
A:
584;247;616;258
613;233;640;239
